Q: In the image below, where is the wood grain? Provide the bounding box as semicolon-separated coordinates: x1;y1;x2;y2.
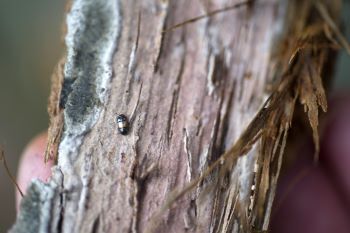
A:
10;0;342;233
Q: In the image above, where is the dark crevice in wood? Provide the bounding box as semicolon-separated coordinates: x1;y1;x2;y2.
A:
165;47;186;144
91;216;100;233
57;192;65;233
209;96;225;163
134;173;152;233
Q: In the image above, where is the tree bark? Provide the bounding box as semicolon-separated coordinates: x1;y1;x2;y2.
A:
10;0;341;233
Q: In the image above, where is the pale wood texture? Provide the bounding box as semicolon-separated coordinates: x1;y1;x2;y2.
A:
10;0;341;233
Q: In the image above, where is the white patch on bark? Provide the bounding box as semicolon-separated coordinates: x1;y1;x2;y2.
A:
59;0;121;173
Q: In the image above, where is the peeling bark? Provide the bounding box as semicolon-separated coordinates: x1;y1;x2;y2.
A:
11;0;342;233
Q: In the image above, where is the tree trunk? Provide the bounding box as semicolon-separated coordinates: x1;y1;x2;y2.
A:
10;0;341;233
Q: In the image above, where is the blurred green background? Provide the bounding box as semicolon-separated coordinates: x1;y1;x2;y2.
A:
0;1;349;232
0;1;65;231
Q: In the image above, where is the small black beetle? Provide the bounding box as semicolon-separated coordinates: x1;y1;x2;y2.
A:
116;114;129;135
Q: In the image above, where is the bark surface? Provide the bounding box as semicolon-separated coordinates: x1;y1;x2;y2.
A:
10;0;342;233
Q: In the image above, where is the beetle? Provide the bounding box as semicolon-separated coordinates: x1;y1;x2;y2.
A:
116;114;129;135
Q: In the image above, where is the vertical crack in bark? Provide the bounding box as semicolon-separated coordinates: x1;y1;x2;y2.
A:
127;12;142;76
165;46;186;144
56;190;64;233
91;216;100;233
153;2;170;73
